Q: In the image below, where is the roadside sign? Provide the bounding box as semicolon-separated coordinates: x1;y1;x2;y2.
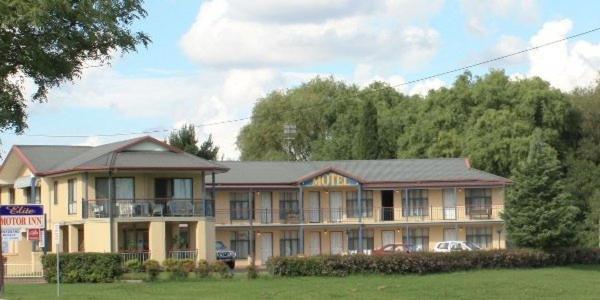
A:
27;228;41;241
0;205;44;229
1;228;21;241
54;223;61;246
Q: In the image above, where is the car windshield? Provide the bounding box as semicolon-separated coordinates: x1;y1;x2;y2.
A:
215;241;226;250
465;242;481;249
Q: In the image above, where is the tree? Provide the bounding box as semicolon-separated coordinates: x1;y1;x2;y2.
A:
0;0;150;133
502;131;579;249
198;134;219;160
168;124;219;160
168;124;199;155
355;98;379;159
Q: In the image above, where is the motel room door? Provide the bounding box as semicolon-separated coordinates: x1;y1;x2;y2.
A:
308;192;320;223
260;192;272;223
329;192;343;222
310;232;321;255
261;233;273;263
330;231;343;255
382;230;395;246
443;188;456;220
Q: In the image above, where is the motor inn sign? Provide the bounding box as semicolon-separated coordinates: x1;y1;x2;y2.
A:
0;205;44;229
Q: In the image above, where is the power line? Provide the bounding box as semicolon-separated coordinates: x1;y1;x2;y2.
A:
8;25;600;139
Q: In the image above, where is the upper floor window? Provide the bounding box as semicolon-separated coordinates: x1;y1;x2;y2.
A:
465;188;492;209
53;181;59;205
229;192;249;220
279;191;299;220
9;188;15;204
346;191;373;218
402;189;428;216
96;177;135;200
25;187;41;204
68;179;77;215
155;178;192;199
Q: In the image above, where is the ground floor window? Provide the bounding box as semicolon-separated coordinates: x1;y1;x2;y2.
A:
230;231;250;259
121;229;149;252
403;228;429;251
280;231;299;256
466;227;493;249
347;229;374;251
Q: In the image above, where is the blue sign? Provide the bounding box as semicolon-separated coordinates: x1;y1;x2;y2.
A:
0;205;43;216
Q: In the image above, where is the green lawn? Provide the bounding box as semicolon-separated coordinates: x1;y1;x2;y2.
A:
5;266;600;300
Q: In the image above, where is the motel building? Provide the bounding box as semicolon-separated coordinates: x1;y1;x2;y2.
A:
0;136;510;269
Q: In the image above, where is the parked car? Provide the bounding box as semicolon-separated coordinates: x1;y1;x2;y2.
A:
216;241;236;268
433;241;481;252
372;244;410;256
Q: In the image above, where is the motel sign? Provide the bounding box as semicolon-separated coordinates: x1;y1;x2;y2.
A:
305;172;358;187
0;205;44;229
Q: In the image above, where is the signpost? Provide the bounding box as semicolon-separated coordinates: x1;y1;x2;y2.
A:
0;205;45;295
54;223;61;297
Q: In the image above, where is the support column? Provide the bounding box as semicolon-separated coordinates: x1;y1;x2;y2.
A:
149;221;166;262
298;186;304;255
358;184;363;253
67;225;79;253
404;188;410;249
196;220;216;262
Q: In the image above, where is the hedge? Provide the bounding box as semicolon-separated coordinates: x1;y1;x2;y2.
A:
42;253;123;283
267;248;600;277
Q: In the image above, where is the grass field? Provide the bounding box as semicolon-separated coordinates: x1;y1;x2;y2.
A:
5;265;600;300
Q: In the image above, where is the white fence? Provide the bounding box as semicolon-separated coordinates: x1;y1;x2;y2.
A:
4;263;44;278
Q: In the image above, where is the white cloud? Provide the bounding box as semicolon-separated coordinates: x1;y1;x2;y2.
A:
490;35;528;65
527;19;600;91
461;0;539;35
181;0;443;69
409;78;447;96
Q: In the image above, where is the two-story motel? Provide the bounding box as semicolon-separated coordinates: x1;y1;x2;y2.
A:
0;136;510;268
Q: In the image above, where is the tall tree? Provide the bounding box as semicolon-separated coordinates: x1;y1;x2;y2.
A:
168;124;199;155
502;131;579;249
197;134;219;160
355;98;379;159
0;0;150;133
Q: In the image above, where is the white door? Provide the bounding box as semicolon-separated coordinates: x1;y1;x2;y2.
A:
260;233;273;263
310;232;321;255
443;188;456;220
329;192;343;222
260;192;272;223
330;231;343;255
308;192;320;223
444;228;457;241
382;230;395;246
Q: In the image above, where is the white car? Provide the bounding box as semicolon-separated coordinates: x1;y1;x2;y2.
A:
433;241;481;252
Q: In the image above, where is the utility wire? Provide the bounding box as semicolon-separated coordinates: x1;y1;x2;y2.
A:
8;25;600;139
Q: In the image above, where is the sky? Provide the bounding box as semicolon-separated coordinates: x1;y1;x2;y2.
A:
3;0;600;159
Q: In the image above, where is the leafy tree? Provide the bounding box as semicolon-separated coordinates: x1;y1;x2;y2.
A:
355;98;379;159
0;0;150;133
502;131;579;249
198;134;219;160
168;124;199;155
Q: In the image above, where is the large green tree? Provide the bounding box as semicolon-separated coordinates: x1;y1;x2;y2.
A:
354;98;379;159
0;0;150;133
168;124;220;160
502;131;579;249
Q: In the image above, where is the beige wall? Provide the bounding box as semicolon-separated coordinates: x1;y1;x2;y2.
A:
83;221;111;252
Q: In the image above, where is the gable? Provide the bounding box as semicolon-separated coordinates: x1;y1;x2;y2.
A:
124;141;170;152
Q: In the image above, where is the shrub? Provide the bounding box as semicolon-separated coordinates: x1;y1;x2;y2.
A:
179;259;196;273
162;259;178;272
143;260;161;281
246;262;258;279
267;248;600;277
212;261;233;279
124;259;143;273
42;253;122;283
196;260;210;278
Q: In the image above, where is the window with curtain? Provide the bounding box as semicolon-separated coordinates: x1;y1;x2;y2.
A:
345;191;373;218
466;227;493;249
95;177;135;199
68;179;77;214
280;231;299;256
347;229;374;251
154;178;192;199
403;228;429;251
402;189;428;216
279;191;299;219
465;188;492;213
173;179;192;199
230;231;250;259
25;187;41;204
53;181;58;205
230;192;249;220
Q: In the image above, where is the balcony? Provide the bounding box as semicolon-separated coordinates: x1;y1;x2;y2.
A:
83;198;215;219
214;205;503;226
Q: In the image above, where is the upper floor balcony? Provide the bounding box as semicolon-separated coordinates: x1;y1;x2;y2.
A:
214;205;504;226
83;198;215;219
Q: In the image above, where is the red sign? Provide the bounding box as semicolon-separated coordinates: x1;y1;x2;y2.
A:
27;228;40;241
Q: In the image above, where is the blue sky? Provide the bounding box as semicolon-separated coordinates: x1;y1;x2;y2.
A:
3;0;600;159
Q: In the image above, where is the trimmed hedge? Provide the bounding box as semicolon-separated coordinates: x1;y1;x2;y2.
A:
267;248;600;277
42;253;123;283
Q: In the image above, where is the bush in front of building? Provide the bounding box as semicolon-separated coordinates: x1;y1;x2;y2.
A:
143;259;161;281
211;260;233;279
124;259;144;273
162;259;178;272
42;253;123;283
267;248;600;277
196;260;210;278
246;261;258;279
